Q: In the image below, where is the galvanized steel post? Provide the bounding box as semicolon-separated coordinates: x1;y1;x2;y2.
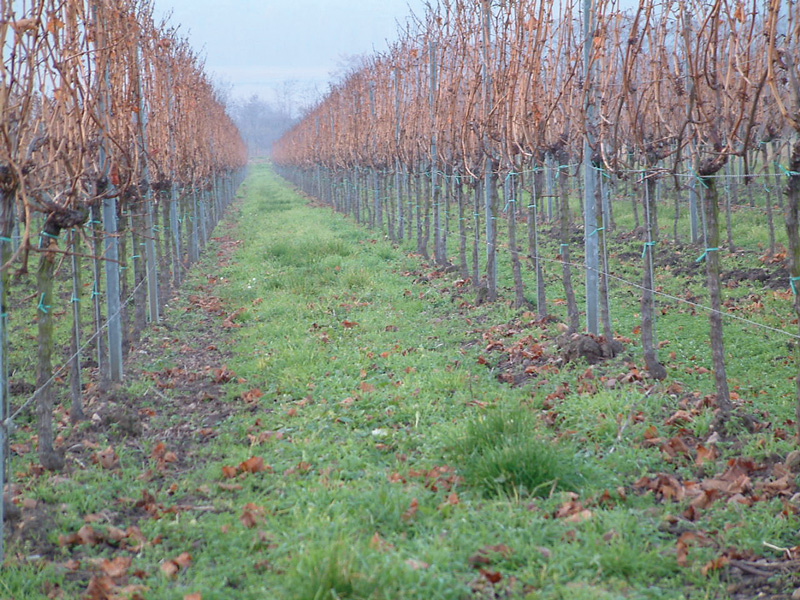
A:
103;196;123;382
583;0;599;335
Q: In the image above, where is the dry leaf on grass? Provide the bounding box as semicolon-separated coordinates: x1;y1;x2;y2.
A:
161;552;192;578
100;555;131;578
95;446;119;470
84;575;115;600
676;531;712;567
239;456;269;474
405;558;429;570
468;544;513;568
401;497;418;521
240;503;266;528
480;569;503;584
369;532;394;552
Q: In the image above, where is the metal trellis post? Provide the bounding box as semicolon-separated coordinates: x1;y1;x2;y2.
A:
583;0;599;335
103;196;123;382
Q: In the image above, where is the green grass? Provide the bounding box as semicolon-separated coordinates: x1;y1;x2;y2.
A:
3;162;799;599
448;406;589;498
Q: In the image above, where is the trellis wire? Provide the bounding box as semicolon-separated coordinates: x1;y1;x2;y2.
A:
0;170;243;563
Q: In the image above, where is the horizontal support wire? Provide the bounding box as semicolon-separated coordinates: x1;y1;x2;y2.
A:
295;170;800;343
4;275;149;430
378;166;788;180
530;252;800;341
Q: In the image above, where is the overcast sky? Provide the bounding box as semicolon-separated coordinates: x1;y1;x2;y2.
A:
151;0;428;111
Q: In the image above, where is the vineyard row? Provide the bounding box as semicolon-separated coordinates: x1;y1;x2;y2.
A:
0;0;248;558
273;0;800;438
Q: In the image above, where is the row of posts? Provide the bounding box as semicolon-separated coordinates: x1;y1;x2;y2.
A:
0;167;246;564
100;171;244;381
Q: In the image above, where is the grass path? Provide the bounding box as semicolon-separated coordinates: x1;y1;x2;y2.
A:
4;163;799;599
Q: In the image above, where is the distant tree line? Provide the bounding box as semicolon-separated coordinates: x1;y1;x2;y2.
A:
230;95;297;157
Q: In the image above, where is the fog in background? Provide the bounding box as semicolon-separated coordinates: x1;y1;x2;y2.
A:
228;93;294;157
151;0;428;154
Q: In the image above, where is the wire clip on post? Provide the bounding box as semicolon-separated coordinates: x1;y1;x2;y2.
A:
778;164;800;178
37;293;50;314
696;247;719;263
1;418;15;436
790;276;800;296
642;241;656;258
689;167;709;189
592;164;611;179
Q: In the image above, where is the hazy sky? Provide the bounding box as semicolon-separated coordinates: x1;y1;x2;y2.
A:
151;0;428;109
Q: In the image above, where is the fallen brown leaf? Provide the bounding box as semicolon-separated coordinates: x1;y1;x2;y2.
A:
404;558;429;570
468;544;513;568
151;442;166;459
58;524;102;547
402;497;419;521
665;410;693;426
84;575;115;600
564;509;593;523
95;446;119;470
480;569;503;584
218;482;243;491
160;561;179;578
701;554;730;576
240;503;265;528
676;531;711;567
369;532;394;552
212;365;235;383
695;444;718;466
242;388;263;403
173;552;192;568
106;526;127;543
239;456;269;474
161;552;192;578
100;555;131;578
63;558;81;571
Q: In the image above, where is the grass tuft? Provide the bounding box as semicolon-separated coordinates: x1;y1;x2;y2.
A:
288;541;381;600
448;406;587;498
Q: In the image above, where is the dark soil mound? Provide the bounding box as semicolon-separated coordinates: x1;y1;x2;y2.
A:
722;266;790;290
558;333;624;365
